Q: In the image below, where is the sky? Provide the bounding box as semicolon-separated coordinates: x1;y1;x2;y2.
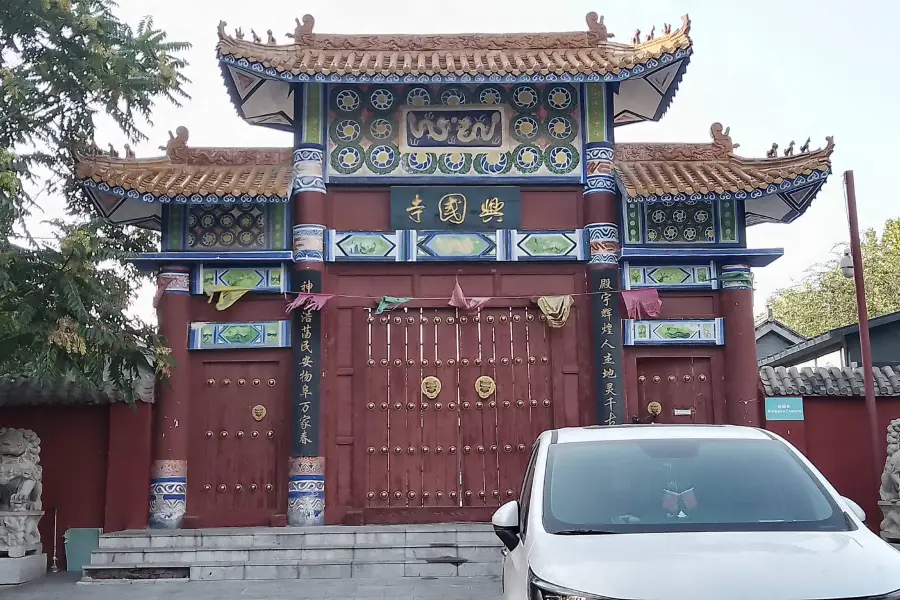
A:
47;0;900;323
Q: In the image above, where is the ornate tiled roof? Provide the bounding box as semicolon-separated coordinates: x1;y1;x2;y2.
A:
759;365;900;397
215;14;692;82
76;124;834;228
616;124;834;201
75;127;292;201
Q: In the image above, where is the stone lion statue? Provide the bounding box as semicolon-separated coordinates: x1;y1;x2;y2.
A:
0;428;42;512
880;419;900;540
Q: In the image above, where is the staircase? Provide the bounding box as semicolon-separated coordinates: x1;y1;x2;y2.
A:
82;523;502;582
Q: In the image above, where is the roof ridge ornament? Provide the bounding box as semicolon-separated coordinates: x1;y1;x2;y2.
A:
585;12;613;42
765;136;835;159
286;15;315;42
710;122;738;156
159;126;189;160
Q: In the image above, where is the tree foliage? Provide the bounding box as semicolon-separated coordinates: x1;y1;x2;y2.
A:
767;219;900;338
0;0;190;400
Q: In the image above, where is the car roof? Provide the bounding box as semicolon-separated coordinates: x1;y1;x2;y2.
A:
548;424;775;444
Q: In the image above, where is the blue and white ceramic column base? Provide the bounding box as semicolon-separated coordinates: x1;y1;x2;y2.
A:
721;264;752;290
148;459;187;529
288;456;325;526
584;142;616;195
584;222;620;265
292;145;326;195
292;224;326;263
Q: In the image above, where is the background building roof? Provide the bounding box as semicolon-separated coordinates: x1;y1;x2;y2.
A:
759;365;900;397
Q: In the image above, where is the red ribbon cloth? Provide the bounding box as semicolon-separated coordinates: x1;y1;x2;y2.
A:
622;288;662;319
285;293;333;314
152;275;177;309
449;280;490;311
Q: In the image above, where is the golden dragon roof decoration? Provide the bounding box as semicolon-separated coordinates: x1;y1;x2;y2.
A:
215;13;692;78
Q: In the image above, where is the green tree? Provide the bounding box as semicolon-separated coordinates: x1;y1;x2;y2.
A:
0;1;190;400
767;219;900;338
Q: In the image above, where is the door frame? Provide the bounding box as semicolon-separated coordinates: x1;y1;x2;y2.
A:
623;347;725;424
185;350;290;528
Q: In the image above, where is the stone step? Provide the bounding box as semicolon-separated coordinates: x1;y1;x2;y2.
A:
90;542;502;565
99;524;498;550
82;558;502;581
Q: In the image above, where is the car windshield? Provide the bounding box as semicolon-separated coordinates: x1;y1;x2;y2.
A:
542;437;849;534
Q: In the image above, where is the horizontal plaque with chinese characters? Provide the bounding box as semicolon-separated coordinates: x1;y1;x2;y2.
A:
390;186;521;231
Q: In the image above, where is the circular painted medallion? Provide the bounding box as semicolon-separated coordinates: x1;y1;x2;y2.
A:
333;88;362;113
438;152;472;175
330;145;364;174
405;87;431;107
546;115;575;142
366;143;400;173
368;118;393;141
511;114;540;143
475;151;511;175
546;84;576;111
514;145;542;173
334;119;362;143
404;151;436;174
475;85;505;105
368;88;395;111
543;144;578;174
439;86;467;106
511;85;540;110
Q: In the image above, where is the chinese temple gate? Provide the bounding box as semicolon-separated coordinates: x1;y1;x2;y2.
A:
75;13;834;528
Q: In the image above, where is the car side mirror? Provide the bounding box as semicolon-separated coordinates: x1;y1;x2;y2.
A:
841;496;866;521
492;500;520;551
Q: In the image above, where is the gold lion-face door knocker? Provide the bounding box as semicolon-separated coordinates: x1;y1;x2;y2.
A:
474;375;496;399
421;376;442;399
251;404;267;421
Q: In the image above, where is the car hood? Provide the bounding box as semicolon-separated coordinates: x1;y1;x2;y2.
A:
530;530;900;600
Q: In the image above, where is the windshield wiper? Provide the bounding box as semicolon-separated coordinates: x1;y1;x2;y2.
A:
553;529;620;535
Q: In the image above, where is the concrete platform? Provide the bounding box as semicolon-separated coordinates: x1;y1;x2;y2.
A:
0;553;47;585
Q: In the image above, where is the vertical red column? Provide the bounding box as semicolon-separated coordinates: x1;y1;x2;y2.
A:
584;139;623;426
288;136;328;525
719;264;760;426
149;266;190;528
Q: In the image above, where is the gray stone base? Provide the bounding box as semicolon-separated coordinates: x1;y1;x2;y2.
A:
0;553;46;585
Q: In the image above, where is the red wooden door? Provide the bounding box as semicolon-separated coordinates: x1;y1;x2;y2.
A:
356;306;563;524
188;356;288;527
635;357;714;424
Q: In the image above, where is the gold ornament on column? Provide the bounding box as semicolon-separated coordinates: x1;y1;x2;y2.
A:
421;376;442;399
474;375;496;399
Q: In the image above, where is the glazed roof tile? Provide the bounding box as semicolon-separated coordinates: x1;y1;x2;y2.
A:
759;365;900;397
0;370;155;406
75;128;292;200
215;14;692;80
615;124;835;200
76;124;833;204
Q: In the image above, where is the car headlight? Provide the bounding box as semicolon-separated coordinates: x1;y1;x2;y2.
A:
529;570;609;600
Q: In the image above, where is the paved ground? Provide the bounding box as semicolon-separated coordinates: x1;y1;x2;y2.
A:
0;573;503;600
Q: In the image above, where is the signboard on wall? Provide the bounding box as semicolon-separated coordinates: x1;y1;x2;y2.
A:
765;396;804;421
390;186;521;231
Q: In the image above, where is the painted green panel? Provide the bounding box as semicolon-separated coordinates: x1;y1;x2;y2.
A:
625;201;642;244
270;204;287;250
719;198;738;242
167;206;185;250
304;84;324;145
584;83;607;143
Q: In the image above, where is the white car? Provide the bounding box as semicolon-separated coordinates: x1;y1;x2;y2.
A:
493;424;900;600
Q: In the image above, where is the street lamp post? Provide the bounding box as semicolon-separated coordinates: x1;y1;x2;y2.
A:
841;170;882;491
